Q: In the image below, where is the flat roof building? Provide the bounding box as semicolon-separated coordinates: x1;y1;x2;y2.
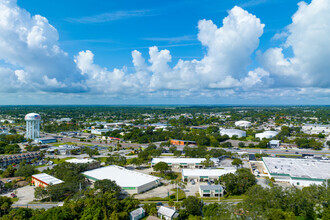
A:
83;165;160;194
182;168;236;182
170;139;196;145
66;158;100;170
151;157;219;169
255;131;278;140
262;157;330;187
235;120;251;128
269;140;280;148
199;185;224;197
32;173;63;187
220;128;246;138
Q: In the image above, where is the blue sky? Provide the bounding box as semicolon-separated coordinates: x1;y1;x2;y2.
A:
0;0;329;105
19;0;299;68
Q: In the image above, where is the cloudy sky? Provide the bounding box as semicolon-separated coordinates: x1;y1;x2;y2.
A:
0;0;329;105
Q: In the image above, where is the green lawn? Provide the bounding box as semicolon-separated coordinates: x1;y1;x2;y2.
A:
51;142;77;146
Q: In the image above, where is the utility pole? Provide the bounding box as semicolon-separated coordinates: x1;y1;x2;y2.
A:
177;183;179;203
79;182;82;198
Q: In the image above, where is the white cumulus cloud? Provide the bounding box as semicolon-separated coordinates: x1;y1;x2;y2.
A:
259;0;330;88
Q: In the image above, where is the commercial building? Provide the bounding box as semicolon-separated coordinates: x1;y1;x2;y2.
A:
91;129;113;135
269;140;280;148
262;157;330;187
235;120;251;128
255;131;278;140
0;127;8;135
199;185;224;197
31;173;63;187
46;145;80;155
130;207;145;220
38;137;57;144
25;113;41;140
151;158;219;169
220;128;246;138
157;206;178;220
83;165;161;194
66;158;100;170
182;168;236;182
302;124;330;135
170;139;196;145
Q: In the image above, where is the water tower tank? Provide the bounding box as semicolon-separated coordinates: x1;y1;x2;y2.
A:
25;113;41;140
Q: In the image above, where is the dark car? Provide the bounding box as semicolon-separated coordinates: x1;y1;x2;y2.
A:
156;202;163;206
10;193;17;198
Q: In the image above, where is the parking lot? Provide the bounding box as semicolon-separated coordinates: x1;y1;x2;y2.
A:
1;185;36;204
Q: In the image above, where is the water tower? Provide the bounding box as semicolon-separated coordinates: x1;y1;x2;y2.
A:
25;113;41;140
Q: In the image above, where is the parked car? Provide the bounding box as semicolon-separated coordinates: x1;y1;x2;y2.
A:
10;193;17;198
191;180;195;185
156;202;163;206
207;181;211;185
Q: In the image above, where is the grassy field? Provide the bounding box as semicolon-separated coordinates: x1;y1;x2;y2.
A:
51;142;77;146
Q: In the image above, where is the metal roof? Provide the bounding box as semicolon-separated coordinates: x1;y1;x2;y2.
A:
83;165;160;188
130;207;145;217
158;206;176;218
200;185;223;191
152;157;218;164
66;158;96;164
263;157;330;180
32;173;63;185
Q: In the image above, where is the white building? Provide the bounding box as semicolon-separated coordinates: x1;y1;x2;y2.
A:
262;157;330;187
302;124;330;135
182;168;236;182
83;165;161;194
0;127;8;135
31;173;63;187
157;206;178;220
46;145;80;155
269;140;280;148
91;129;113;135
25;113;41;140
130;207;145;220
255;131;278;140
235;120;251;128
199;185;224;197
66;158;100;170
151;157;219;169
220;128;246;138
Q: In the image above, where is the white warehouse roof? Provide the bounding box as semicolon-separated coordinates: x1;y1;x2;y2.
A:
235;120;251;128
83;165;160;188
262;157;330;180
220;128;246;138
32;173;63;185
151;157;218;164
66;158;96;164
255;131;278;139
182;168;236;177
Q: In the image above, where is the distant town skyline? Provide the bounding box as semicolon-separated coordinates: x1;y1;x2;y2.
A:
0;0;329;105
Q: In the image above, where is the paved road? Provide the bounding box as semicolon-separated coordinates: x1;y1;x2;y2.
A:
43;132;330;156
12;203;62;210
